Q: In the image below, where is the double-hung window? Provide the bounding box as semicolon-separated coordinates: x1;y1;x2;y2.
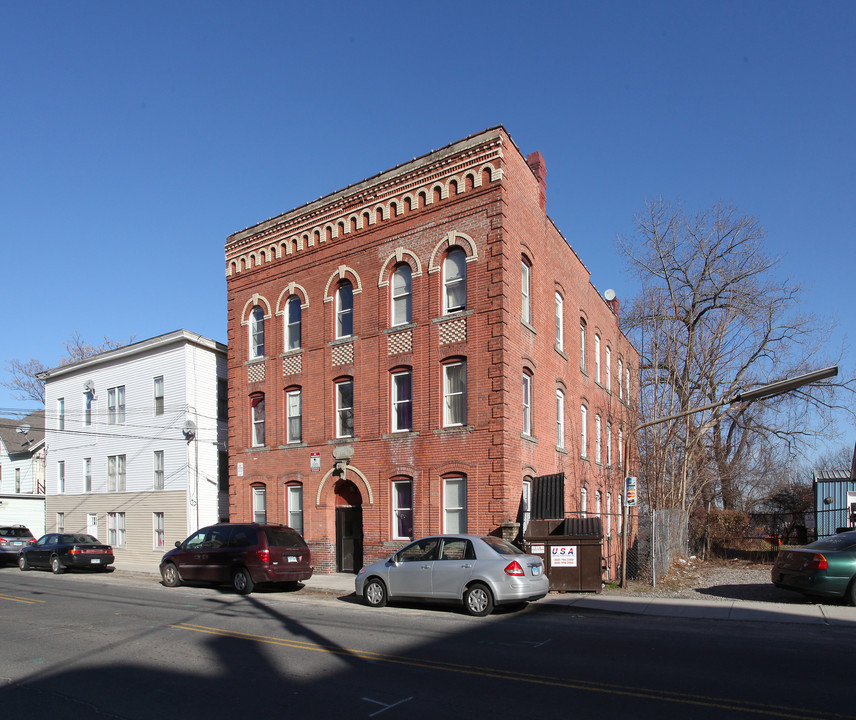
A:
108;455;126;492
392;479;413;540
336;380;354;438
154;376;164;415
154;512;165;548
555;293;564;350
251;394;266;447
391;265;412;326
107;386;125;425
581;405;588;458
286;296;302;350
580;321;587;371
154;450;165;490
605;347;612;392
522;373;532;436
443;477;467;533
443;361;467;427
595;414;602;464
57;461;65;493
57;398;65;431
108;512;126;546
286;389;302;444
521;259;531;323
252;486;266;524
288;485;304;536
556;389;565;449
595;335;601;384
250;305;265;358
391;371;412;432
83;458;91;492
336;281;354;338
443;247;467;313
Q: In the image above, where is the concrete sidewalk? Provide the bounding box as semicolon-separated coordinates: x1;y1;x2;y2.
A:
115;562;856;627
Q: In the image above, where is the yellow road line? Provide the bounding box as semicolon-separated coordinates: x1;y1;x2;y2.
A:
0;593;46;604
169;623;851;720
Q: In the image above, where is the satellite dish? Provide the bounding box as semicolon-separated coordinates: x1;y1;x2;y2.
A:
604;289;616;301
182;420;197;440
16;424;30;435
83;379;95;394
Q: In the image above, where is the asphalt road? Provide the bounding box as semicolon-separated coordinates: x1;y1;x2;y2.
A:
0;565;853;720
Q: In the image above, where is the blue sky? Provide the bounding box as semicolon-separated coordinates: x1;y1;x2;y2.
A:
1;1;853;456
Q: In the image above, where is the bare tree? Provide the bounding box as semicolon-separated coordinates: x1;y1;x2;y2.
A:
2;333;135;406
619;198;853;513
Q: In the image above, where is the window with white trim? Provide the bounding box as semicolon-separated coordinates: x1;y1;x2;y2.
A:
153;450;164;490
251;394;266;447
443;247;467;314
84;391;93;426
606;422;613;467
336;280;354;338
556;389;565;449
107;386;125;425
107;455;126;492
288;485;303;536
108;512;126;546
595;414;602;464
443;477;467;533
595;334;601;384
580;321;587;371
581;487;588;517
286;389;302;444
521;258;531;323
56;512;65;533
522;372;532;436
443;361;467;427
391;264;412;326
252;486;267;524
392;479;413;540
154;512;165;549
581;405;588;458
336;380;354;438
154;376;164;415
250;305;265;358
57;398;65;431
57;461;65;493
555;293;564;350
286;295;301;350
605;346;612;392
391;371;412;432
521;479;532;535
618;358;624;400
83;457;91;493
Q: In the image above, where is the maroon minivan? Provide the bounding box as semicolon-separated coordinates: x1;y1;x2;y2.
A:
159;523;312;594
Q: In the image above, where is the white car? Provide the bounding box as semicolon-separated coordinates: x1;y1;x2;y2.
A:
355;534;549;616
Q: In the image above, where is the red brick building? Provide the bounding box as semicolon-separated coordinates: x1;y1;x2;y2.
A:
224;127;638;577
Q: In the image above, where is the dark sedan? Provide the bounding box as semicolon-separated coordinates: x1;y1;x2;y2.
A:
772;530;856;604
19;533;114;574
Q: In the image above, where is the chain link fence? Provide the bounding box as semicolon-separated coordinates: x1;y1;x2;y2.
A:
625;508;689;587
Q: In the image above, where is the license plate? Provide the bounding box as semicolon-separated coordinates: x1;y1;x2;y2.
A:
91;558;101;564
288;556;298;563
12;541;22;546
531;565;541;576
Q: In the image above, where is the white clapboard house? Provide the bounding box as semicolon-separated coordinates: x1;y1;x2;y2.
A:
39;330;228;570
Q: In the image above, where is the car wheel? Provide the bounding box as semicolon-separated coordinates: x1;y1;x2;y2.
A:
161;563;182;587
847;578;856;607
363;578;388;608
18;554;29;571
464;582;494;617
232;567;254;595
50;555;65;575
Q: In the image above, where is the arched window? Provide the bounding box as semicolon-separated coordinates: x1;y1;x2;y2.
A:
391;264;412;326
286;296;301;350
251;393;265;447
580;320;587;371
555;293;564;351
336;280;354;338
580;404;588;458
556;389;565;449
443;247;467;314
336;378;354;438
522;371;532;436
250;305;265;359
521;258;531;323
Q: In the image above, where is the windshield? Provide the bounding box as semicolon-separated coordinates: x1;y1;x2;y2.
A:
806;533;856;552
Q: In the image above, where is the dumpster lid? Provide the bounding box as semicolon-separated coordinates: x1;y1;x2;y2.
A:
562;517;603;538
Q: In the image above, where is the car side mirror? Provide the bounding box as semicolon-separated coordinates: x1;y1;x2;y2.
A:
390;554;400;566
174;540;182;548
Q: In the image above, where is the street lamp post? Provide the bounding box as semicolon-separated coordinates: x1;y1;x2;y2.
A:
620;366;838;588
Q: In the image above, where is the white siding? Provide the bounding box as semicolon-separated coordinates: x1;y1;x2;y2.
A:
42;330;227;571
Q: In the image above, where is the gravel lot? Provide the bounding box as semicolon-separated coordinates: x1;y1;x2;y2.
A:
604;557;833;606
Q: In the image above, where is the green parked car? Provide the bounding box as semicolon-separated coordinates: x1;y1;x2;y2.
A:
772;530;856;604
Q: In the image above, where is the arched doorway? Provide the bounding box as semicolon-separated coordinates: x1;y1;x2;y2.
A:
335;479;363;573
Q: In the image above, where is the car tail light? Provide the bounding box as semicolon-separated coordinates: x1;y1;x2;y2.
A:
0;539;6;546
256;548;271;562
70;547;81;555
806;553;828;570
504;560;525;576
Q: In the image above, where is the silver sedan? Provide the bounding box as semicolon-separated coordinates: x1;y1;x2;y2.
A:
355;534;549;616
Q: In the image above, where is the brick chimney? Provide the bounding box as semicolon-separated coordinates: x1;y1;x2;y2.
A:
526;151;547;211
